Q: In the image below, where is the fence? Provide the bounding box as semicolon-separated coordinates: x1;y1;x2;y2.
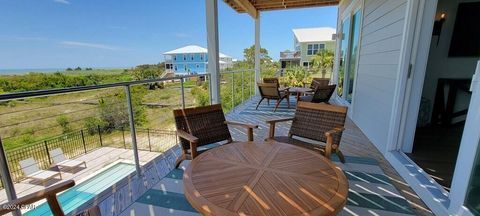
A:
2;125;177;184
0;71;255;194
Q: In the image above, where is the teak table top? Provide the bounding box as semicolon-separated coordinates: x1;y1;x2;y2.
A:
183;141;349;216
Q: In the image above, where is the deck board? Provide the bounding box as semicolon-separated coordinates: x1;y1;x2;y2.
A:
225;97;434;216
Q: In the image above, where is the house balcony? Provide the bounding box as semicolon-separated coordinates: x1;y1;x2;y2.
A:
0;71;432;215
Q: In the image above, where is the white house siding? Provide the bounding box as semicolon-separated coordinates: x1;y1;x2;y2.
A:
339;0;408;153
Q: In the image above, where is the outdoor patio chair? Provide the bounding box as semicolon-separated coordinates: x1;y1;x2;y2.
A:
173;104;258;168
50;148;87;172
0;180;101;216
266;101;348;163
263;77;289;92
299;84;337;104
19;158;62;186
256;82;290;112
309;78;330;89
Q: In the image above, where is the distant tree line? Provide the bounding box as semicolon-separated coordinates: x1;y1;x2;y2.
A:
0;63;165;93
0;72;129;93
65;67;93;71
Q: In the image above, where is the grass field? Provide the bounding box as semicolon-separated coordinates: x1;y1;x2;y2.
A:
0;68;204;150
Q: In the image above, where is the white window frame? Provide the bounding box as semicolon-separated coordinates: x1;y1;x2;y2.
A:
334;2;363;109
306;43;325;56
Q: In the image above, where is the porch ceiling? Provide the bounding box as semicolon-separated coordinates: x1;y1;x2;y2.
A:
224;0;339;17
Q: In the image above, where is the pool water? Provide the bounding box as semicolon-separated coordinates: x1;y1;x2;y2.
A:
25;162;136;216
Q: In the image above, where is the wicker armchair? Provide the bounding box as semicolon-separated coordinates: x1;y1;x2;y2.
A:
173;104;258;168
266;102;348;163
256;82;290;112
299;84;337;104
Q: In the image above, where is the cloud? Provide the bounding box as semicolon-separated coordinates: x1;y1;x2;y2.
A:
174;33;189;38
60;41;124;50
53;0;70;4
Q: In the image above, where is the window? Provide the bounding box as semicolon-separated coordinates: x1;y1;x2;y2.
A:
307;43;325;55
337;9;362;103
191;54;194;61
196;64;199;68
174;65;178;71
303;62;310;67
347;11;361;102
173;56;177;61
183;55;186;61
200;54;204;60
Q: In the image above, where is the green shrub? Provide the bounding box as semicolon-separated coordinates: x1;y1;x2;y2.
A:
279;66;312;87
56;115;72;134
84;117;108;135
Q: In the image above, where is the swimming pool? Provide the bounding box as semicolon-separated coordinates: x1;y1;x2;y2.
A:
25;162;136;216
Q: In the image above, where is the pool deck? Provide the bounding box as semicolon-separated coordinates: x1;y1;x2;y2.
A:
0;147;160;205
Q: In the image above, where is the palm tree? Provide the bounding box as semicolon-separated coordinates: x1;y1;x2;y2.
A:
311;50;334;78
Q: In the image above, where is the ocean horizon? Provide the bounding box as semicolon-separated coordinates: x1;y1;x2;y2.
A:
0;67;129;75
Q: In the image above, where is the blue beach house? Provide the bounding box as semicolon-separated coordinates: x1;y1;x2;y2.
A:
163;45;233;75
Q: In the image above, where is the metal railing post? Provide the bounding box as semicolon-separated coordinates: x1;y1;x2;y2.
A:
124;85;142;176
250;70;253;97
147;129;152;152
97;125;103;147
122;127;126;149
180;78;186;109
80;130;87;154
0;137;21;216
241;70;245;102
231;73;235;109
44;140;51;164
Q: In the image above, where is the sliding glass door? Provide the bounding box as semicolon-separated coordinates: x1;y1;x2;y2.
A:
337;9;362;103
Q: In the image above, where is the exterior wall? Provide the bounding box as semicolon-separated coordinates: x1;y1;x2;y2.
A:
298;40;336;65
336;0;408;153
166;53;232;74
169;53;208;74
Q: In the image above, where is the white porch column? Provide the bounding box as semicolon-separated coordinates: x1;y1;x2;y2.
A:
206;0;221;104
254;13;261;95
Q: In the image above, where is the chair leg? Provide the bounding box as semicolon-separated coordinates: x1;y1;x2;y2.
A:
273;99;283;112
267;99;270;106
286;95;290;108
174;155;186;169
256;98;265;110
336;149;346;163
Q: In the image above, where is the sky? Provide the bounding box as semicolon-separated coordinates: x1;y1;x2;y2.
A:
0;0;337;69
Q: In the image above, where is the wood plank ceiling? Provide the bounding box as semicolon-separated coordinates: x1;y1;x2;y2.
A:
224;0;339;15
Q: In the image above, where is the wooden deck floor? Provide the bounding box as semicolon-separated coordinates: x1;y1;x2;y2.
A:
0;97;435;215
225;97;434;216
0;147;160;205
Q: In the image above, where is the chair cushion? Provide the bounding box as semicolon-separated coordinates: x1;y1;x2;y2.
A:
272;136;326;155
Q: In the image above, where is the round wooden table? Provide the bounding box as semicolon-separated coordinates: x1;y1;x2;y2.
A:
288;87;314;101
183;141;348;216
